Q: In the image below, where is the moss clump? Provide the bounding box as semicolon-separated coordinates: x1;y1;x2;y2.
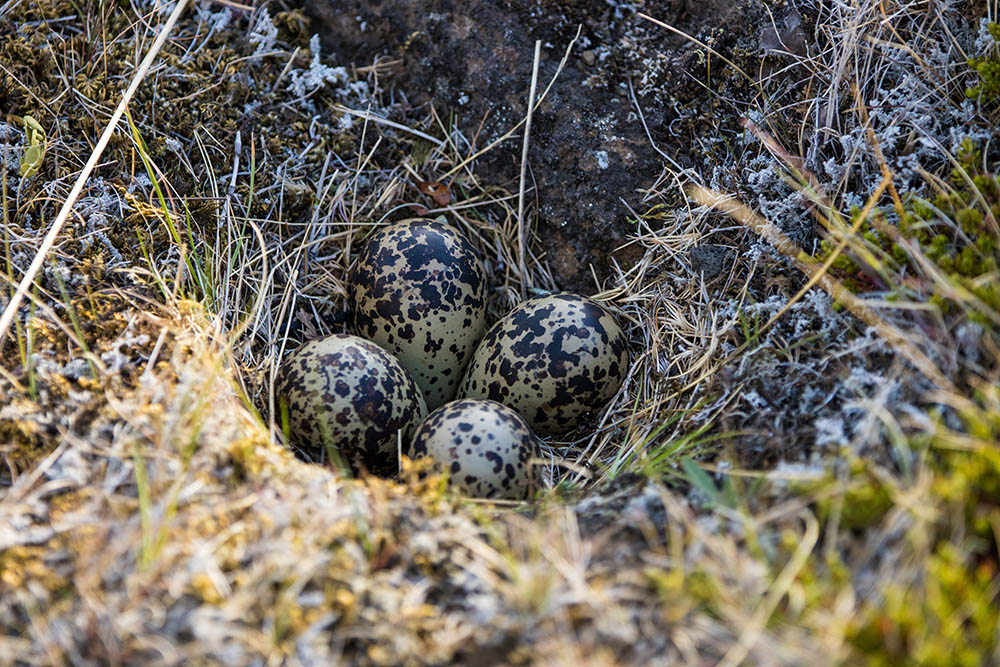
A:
0;545;67;591
818;139;1000;330
847;538;999;667
814;457;894;531
849;543;998;667
967;22;1000;103
838;402;1000;664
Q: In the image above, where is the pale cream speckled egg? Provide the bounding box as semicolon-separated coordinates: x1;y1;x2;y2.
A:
350;220;488;411
458;293;629;435
409;399;539;499
275;333;427;475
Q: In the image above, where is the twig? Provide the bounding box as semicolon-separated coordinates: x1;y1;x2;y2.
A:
517;40;541;300
0;0;191;346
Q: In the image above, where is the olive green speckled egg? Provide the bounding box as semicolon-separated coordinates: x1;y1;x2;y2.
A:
458;293;629;435
409;399;539;499
350;220;488;412
275;334;427;475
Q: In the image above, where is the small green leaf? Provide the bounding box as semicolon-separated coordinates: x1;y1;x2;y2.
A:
23;115;44;142
19;116;46;178
19;144;43;177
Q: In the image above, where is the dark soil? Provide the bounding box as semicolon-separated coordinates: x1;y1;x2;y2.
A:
306;0;767;292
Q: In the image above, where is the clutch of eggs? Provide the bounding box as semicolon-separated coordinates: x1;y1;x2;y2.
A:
277;215;631;493
350;219;488;411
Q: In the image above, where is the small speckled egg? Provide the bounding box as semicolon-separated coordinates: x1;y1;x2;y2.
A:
410;399;539;499
350;219;488;411
275;334;427;475
458;293;629;435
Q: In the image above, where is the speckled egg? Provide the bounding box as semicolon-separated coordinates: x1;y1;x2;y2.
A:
409;399;539;499
275;334;427;475
458;293;629;434
350;219;488;412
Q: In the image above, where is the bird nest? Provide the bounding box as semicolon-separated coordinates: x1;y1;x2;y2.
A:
1;1;999;664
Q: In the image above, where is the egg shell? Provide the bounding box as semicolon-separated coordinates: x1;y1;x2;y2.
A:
350;220;488;411
275;333;427;475
458;293;629;434
410;399;539;499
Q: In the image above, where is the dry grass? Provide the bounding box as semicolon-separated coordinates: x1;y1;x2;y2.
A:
1;0;998;664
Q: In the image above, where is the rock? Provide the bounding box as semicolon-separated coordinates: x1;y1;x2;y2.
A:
688;244;733;281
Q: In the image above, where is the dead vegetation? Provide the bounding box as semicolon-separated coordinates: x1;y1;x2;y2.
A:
1;0;998;664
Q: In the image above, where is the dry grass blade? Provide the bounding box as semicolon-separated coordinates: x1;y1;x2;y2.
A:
517;40;542;300
442;25;581;179
753;175;891;341
852;83;906;218
638;12;759;93
334;105;446;148
719;511;819;667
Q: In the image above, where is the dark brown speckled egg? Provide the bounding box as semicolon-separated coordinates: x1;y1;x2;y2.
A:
409;399;539;500
458;293;629;435
350;219;488;412
275;334;427;475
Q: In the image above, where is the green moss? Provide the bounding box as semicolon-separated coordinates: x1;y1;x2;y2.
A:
768;393;1000;664
683;568;724;615
847;542;999;666
840;401;1000;664
817;138;1000;339
814;458;894;531
967;22;1000;103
